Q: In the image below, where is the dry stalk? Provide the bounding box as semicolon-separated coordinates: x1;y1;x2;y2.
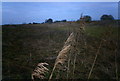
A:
67;51;71;79
72;52;77;79
87;24;114;79
72;20;86;79
32;62;49;80
49;32;75;80
49;19;86;80
87;40;102;79
55;70;60;79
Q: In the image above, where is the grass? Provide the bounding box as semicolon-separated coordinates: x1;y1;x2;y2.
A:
85;26;119;39
2;21;120;80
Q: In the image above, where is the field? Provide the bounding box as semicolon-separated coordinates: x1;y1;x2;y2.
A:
2;21;120;80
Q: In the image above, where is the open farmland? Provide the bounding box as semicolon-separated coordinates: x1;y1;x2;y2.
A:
2;21;120;80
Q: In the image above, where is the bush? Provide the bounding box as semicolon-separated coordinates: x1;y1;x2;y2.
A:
45;18;53;23
100;15;114;21
83;16;92;22
80;15;92;22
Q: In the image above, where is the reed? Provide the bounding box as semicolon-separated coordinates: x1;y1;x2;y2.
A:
49;21;86;80
32;63;49;80
49;33;74;80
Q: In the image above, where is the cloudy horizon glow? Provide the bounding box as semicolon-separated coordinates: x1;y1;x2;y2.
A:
2;2;118;25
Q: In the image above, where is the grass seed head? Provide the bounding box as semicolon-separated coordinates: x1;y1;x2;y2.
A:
32;62;49;80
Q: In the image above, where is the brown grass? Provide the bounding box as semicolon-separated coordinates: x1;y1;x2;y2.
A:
49;21;86;80
49;33;74;80
32;63;49;80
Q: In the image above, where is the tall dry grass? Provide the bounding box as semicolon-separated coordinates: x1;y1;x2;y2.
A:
49;33;74;80
87;25;118;79
49;21;86;80
32;63;49;80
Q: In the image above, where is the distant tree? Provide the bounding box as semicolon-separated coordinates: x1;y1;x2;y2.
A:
54;21;60;23
29;23;32;24
33;22;38;24
41;22;44;24
54;20;67;23
80;15;92;22
109;15;114;20
83;16;92;22
61;20;67;22
45;18;53;23
100;15;114;21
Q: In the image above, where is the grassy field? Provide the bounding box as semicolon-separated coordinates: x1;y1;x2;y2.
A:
2;21;120;80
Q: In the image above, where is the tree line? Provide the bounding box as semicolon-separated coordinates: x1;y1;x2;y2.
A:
28;14;115;24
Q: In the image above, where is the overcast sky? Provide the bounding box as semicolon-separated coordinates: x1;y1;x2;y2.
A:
1;0;120;2
2;2;118;24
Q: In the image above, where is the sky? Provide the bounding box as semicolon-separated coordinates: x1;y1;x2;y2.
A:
1;0;120;2
2;2;118;25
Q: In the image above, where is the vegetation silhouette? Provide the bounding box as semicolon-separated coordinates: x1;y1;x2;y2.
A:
100;14;114;21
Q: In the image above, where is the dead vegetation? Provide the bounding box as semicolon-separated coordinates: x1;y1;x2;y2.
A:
32;63;49;80
2;21;120;80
